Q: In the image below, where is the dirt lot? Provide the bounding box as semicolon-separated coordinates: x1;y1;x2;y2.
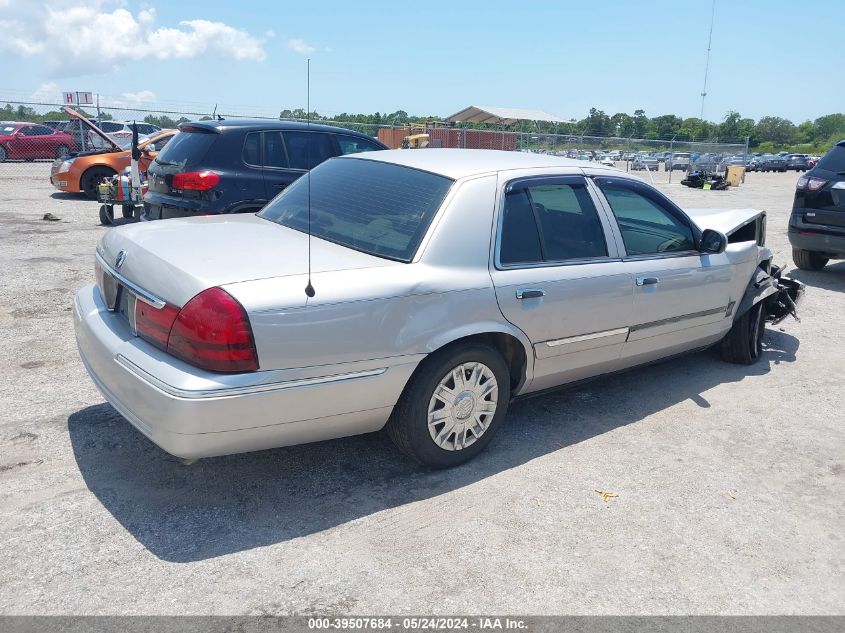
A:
0;163;843;615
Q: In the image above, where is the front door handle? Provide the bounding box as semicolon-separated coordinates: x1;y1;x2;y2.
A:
516;288;546;300
636;276;660;286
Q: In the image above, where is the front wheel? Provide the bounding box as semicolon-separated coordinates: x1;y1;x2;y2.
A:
719;302;765;365
793;248;828;270
386;342;511;468
0;145;7;162
121;204;134;219
99;204;113;225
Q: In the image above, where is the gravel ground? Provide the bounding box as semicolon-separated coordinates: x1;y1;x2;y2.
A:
0;163;843;615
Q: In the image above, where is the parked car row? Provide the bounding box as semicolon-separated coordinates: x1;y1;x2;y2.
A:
2;114;163;163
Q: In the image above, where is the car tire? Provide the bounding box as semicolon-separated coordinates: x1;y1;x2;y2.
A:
719;302;765;365
99;204;113;226
55;144;70;160
793;248;828;271
81;166;116;200
0;145;7;162
386;341;511;468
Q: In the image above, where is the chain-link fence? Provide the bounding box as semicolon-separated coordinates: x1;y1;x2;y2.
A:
0;99;749;188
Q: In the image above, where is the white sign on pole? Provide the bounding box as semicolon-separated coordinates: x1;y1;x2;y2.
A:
62;92;94;105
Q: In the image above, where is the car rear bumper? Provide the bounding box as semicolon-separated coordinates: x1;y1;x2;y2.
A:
788;228;845;258
73;284;416;458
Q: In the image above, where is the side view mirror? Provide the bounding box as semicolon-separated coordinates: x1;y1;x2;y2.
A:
700;228;727;254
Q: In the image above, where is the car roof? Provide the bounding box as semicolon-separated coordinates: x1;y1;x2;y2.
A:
180;118;377;140
342;148;601;179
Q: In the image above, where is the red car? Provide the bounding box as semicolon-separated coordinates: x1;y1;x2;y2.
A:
0;121;76;162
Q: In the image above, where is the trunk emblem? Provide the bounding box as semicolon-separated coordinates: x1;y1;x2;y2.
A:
115;250;127;269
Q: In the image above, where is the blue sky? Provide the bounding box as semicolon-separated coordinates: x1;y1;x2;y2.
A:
1;0;842;123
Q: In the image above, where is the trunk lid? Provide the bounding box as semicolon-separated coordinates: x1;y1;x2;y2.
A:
97;214;398;307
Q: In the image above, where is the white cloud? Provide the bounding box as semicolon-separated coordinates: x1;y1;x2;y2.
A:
287;38;316;55
120;90;157;105
0;2;269;77
30;82;60;102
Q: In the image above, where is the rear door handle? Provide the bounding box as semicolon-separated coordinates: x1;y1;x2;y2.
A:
636;276;660;286
516;288;545;299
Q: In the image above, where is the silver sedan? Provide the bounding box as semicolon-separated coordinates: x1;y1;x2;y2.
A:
74;149;803;467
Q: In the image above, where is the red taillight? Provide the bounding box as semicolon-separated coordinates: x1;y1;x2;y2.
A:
134;287;258;372
807;177;828;192
136;301;179;351
796;176;808;190
171;171;220;191
167;288;258;372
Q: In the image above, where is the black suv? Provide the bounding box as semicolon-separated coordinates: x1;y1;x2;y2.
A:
143;119;387;221
785;153;811;171
788;140;845;270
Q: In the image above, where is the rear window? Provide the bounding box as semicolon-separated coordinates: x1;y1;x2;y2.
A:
154;130;217;168
258;158;453;262
99;122;123;133
816;145;845;173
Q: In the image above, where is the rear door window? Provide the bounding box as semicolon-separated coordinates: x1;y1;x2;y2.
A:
499;178;608;265
263;131;289;168
282;131;337;170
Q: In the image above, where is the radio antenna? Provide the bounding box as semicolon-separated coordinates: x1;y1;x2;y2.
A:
304;58;315;298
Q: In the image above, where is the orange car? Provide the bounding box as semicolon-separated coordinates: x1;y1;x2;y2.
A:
50;108;176;198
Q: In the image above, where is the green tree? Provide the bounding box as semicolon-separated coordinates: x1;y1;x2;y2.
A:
610;112;634;137
755;116;796;146
647;114;683;139
813;114;845;142
632;109;648;138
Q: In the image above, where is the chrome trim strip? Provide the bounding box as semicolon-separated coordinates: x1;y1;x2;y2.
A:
545;327;630;347
96;251;166;309
115;354;388;399
629;306;728;333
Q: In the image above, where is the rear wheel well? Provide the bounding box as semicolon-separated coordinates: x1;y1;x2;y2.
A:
431;333;528;395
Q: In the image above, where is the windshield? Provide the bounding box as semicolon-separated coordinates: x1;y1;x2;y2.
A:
259;157;453;262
